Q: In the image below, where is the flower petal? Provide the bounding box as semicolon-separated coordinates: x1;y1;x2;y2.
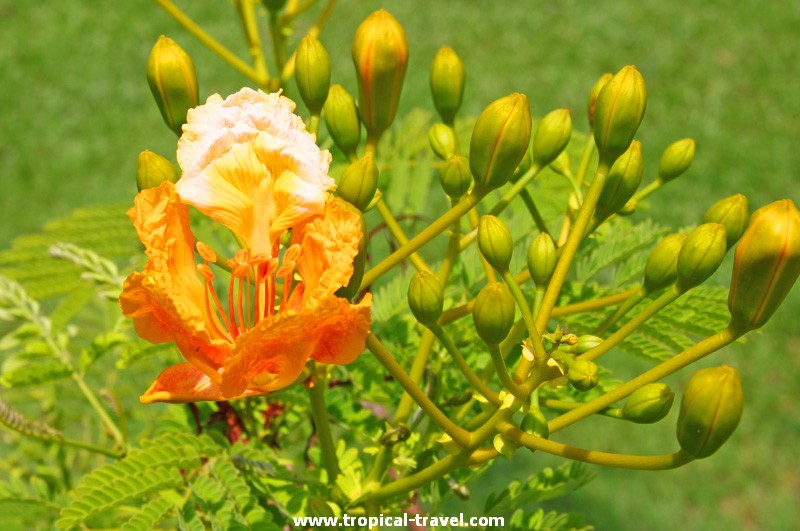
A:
310;294;372;365
140;363;225;404
119;182;229;378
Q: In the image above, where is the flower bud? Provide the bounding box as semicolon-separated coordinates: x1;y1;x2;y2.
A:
587;72;613;128
439;155;472;200
703;194;749;249
568;359;599;392
261;0;287;12
472;283;515;345
593;66;646;163
335;207;369;300
658;138;695;183
594;140;644;220
478;215;514;273
728;199;800;332
676;223;727;291
469;93;532;192
622;383;674;424
337;155;379;211
643;233;687;293
295;35;331;115
407;271;444;327
428;123;457;160
352;9;408;141
146;36;199;136
136;150;179;192
526;233;556;287
532;109;572;169
562;335;603;354
549;150;572;178
323;84;361;159
677;365;743;459
430;46;465;124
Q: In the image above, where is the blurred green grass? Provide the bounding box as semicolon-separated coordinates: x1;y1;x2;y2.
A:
1;1;798;529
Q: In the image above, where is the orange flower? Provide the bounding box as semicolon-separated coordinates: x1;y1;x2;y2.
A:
120;88;371;403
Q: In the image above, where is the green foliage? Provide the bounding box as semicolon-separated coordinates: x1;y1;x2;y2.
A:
484;462;593;516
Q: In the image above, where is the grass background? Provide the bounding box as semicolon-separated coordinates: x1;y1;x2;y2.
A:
1;0;798;529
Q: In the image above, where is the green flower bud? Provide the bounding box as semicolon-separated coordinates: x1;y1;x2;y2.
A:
136;150;179;192
703;194;749;249
335;206;369;300
469;93;532;192
472;283;515;345
643;233;687;293
439;155;472;201
622;383;674;424
430;46;465;124
407;271;444;327
729;199;800;332
658;138;695;183
618;199;638;216
526;233;556;287
478;215;514;273
587;72;613;127
677;365;743;459
676;223;727;291
512;137;535;182
428;123;457;160
295;35;331;115
337;155;379;211
532;109;572;168
146;36;199;136
352;9;408;142
323;84;361;159
568;359;599;392
520;409;549;440
562;335;603;354
261;0;287;12
593;65;647;163
549;150;572;177
595;140;644;220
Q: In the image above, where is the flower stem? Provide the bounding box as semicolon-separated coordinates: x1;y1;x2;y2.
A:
549;326;740;433
307;362;340;484
498;423;694;470
431;325;501;406
236;0;270;88
592;287;646;335
280;0;337;83
374;198;432;274
153;0;266;86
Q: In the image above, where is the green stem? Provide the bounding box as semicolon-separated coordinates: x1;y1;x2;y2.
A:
520;189;551;237
267;10;287;89
359;192;483;290
535;162;610;333
307;363;340;483
375;198;432;274
307;114;320;136
501;271;546;381
236;0;270;87
153;0;266;85
366;335;471;447
551;287;641;318
579;286;681;362
592;288;646;335
431;326;501;406
489;345;524;396
498;423;694;470
280;0;337;83
633;178;663;202
549;326;740;433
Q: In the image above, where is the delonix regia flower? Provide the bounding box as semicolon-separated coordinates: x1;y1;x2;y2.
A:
120;88;372;404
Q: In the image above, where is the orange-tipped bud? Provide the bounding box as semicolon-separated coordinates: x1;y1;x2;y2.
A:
136;150;179;192
676;223;727;291
323;84;361;159
728;199;800;332
593;66;646;163
532;109;572;168
430;46;465;124
703;194;749;250
146;36;199;136
677;365;743;459
352;9;408;142
469;93;532;192
295;35;331;115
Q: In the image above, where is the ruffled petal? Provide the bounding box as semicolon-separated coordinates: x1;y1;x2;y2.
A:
119;182;229;377
309;294;372;365
139;362;268;404
296;197;364;303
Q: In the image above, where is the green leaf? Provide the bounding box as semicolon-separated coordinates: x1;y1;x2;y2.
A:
119;497;174;531
484;462;592;516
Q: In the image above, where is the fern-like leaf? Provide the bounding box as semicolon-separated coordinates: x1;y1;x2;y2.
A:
118;496;175;531
49;242;124;300
0;398;64;440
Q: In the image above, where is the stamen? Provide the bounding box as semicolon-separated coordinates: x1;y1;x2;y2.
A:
276;244;302;313
197;264;233;341
196;241;217;263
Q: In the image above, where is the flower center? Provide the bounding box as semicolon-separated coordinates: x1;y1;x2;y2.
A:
195;240;302;341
